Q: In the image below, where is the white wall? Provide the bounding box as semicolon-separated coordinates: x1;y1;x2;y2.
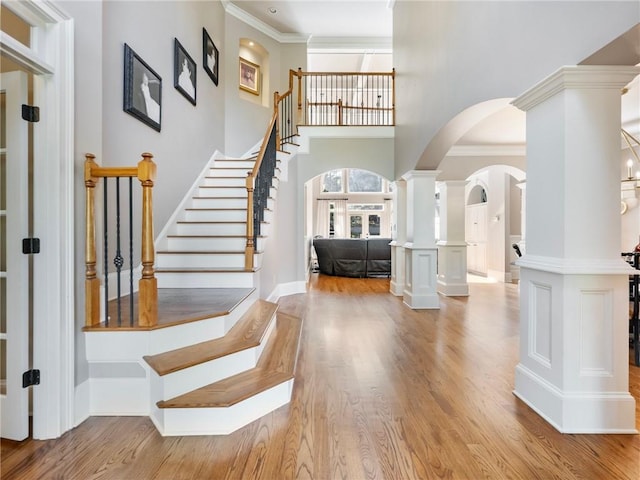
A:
59;0;103;386
223;14;307;157
101;1;226;233
393;1;640;178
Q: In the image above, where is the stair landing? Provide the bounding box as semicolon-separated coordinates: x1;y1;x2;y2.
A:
84;287;254;331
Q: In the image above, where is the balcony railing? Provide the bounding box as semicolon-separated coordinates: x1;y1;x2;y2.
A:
275;68;395;146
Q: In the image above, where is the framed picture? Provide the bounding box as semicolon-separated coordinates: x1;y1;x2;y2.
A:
174;38;196;105
123;43;161;132
202;28;219;86
239;57;260;96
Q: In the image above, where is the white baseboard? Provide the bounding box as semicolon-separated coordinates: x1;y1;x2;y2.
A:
267;281;307;302
74;379;90;427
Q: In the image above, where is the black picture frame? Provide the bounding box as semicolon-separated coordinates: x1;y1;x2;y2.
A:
203;28;219;86
123;43;162;132
173;38;197;105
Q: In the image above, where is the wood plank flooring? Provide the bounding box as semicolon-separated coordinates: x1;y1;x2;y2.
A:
3;274;640;479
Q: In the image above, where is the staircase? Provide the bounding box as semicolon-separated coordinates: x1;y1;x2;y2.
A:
84;146;303;436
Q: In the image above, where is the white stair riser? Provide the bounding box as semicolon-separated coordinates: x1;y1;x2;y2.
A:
209;168;251;177
167;236;258;251
152;349;257;402
191;198;247;209
197;186;247;198
152;380;293;436
183;209;247;222
202;177;246;187
213;160;255;169
151;315;275;401
156;271;256;288
175;223;247;236
157;253;247;269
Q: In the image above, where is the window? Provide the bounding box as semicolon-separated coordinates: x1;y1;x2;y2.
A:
322;170;343;193
348;169;383;193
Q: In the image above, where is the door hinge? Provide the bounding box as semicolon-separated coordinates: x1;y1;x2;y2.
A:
21;104;40;123
22;369;41;388
22;238;40;254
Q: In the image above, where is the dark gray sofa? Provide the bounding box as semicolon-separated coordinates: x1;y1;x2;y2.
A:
312;238;391;278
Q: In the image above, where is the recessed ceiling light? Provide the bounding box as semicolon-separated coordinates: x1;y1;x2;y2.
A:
268;7;277;14
249;41;254;46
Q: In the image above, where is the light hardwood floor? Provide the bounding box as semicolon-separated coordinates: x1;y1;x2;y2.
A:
2;275;639;479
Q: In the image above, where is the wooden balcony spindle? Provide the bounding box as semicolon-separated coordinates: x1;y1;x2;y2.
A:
84;154;101;327
137;152;157;327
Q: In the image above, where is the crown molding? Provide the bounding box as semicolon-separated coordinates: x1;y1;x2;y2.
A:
222;1;309;44
512;65;640;112
308;36;392;52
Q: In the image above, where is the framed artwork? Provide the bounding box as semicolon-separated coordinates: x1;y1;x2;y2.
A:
202;28;219;86
174;38;196;105
123;43;162;132
239;57;260;96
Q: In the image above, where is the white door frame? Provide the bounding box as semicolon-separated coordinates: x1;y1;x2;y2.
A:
1;0;75;439
1;71;30;441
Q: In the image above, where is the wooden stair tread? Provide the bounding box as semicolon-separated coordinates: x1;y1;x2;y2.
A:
157;250;247;255
176;221;246;224
158;313;303;408
144;300;278;376
155;266;259;273
185;208;247;211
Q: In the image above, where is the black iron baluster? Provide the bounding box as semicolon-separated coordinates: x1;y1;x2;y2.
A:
129;176;134;327
114;177;123;327
103;178;109;327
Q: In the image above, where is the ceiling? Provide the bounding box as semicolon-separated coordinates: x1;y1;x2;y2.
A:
227;0;393;39
227;1;640;152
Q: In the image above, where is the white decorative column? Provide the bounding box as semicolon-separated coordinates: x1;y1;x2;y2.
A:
402;170;440;309
512;66;640;433
437;181;469;296
390;179;406;296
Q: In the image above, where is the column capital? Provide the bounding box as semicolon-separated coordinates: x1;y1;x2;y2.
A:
512;65;640;112
401;170;441;182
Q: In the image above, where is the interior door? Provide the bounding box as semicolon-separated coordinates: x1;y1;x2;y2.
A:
1;71;30;441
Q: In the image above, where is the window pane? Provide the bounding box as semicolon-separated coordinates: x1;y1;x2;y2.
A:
350;215;362;238
322;169;342;193
348;169;383;192
369;215;380;236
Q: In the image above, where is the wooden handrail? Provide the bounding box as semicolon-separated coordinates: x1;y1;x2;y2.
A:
245;113;278;270
84;152;157;327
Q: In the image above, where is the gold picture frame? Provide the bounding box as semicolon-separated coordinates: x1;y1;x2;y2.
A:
239;57;260;96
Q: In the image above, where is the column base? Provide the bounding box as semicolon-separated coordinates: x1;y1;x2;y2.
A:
403;245;439;309
390;243;405;296
514;363;637;434
403;289;440;309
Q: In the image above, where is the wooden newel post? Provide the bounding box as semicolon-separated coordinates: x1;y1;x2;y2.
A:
84;154;101;327
245;173;255;270
137;152;158;327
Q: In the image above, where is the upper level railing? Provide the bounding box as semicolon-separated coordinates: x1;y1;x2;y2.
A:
275;68;395;146
84;153;157;328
